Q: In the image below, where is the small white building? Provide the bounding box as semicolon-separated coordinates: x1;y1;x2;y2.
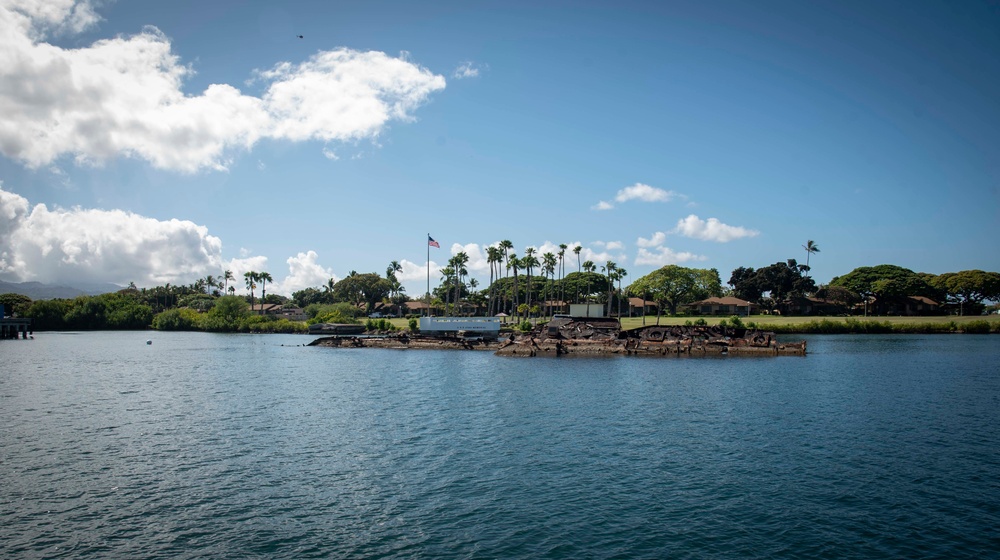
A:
419;317;502;339
568;303;606;318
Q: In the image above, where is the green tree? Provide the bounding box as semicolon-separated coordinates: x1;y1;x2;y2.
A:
152;308;202;330
332;273;391;314
628;265;723;317
292;287;327;307
728;266;763;302
831;264;935;316
0;293;32;316
559;271;608;304
203;295;250;331
25;299;72;330
755;260;816;312
930;270;1000;315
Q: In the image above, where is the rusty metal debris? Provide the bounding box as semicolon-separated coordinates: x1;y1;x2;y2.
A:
309;316;807;357
496;318;806;357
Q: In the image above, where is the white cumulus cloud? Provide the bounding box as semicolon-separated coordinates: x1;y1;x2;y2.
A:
453;61;481;79
636;231;667;248
615;183;680;203
634;247;707;266
0;182;224;286
0;1;446;172
272;251;337;296
592;200;614;211
672;214;759;243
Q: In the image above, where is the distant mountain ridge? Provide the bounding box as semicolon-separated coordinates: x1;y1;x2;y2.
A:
0;280;123;300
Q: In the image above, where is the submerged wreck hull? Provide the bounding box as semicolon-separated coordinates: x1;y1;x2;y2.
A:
494;320;806;357
309;318;806;357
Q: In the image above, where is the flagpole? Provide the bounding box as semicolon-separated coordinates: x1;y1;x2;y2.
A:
426;233;430;315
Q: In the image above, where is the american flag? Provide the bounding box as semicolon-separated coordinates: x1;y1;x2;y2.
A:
428;235;440;248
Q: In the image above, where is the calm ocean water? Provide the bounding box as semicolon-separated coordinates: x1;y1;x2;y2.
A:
2;331;998;558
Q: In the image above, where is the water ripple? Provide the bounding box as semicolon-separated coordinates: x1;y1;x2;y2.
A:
2;332;999;558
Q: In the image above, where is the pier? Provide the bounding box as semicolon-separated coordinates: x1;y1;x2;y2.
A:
1;318;32;339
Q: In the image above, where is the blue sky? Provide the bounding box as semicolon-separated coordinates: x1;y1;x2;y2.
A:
1;0;998;297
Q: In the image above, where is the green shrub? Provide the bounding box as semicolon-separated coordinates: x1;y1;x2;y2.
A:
152;308;202;331
241;318;306;333
365;318;397;332
408;317;419;332
311;311;361;325
693;318;708;326
518;320;533;333
961;320;991;334
305;302;362;321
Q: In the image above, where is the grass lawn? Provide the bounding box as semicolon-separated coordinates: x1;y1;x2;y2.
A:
618;315;1000;330
380;314;999;334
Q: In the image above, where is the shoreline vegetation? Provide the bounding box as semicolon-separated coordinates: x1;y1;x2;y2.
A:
3;260;998;336
614;315;1000;335
338;315;1000;336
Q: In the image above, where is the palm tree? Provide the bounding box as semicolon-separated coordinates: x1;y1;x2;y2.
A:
224;270;233;295
386;260;402;299
603;261;617;314
486;246;502;316
205;274;217;295
258;271;273;309
802;240;820;277
440;265;456;313
543;252;557;316
469;278;479;314
457;254;469;314
582;260;595;302
616;268;627;318
244;271;257;311
558;244;568;305
523;248;539;310
573;245;583;304
500;240;514;313
508;252;519;320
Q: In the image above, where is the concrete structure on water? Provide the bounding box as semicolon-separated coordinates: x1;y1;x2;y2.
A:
0;307;32;340
419;317;502;339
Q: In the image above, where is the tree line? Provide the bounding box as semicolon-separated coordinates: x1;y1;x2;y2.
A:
3;240;998;331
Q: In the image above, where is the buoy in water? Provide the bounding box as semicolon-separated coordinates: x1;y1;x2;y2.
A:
146;340;152;345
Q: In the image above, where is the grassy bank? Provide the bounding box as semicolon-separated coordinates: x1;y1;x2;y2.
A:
619;315;1000;334
383;315;1000;334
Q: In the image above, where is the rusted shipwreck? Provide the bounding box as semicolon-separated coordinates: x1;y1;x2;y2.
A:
309;316;805;357
494;316;805;357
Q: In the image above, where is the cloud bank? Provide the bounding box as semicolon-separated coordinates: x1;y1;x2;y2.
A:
0;183;340;295
0;183;224;285
672;215;759;242
0;0;446;172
